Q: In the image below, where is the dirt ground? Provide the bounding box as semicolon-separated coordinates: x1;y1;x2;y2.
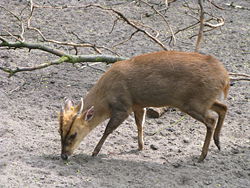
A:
0;0;249;187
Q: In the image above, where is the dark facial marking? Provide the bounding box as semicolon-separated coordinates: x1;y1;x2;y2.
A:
59;111;64;138
69;132;77;140
61;115;78;146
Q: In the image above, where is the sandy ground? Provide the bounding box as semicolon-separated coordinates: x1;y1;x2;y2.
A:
0;0;249;187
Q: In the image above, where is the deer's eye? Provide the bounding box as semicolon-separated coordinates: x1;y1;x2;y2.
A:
69;133;77;140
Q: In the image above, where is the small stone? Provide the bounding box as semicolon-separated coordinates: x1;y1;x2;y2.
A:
146;108;161;118
40;177;45;180
1;55;9;59
172;162;181;168
234;170;246;178
235;110;242;115
150;144;159;150
183;138;190;143
156;120;163;124
203;179;212;185
166;128;175;132
231;148;240;154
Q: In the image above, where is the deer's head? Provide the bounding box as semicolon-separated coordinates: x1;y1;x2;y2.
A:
59;98;94;160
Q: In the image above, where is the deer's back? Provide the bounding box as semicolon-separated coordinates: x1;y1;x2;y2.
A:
90;51;229;110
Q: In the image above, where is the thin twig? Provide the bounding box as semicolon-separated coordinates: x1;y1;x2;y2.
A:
195;0;205;52
204;18;224;28
139;0;176;46
25;1;109;54
208;0;226;10
26;7;102;53
109;18;119;34
70;31;120;56
229;72;250;77
2;29;21;42
151;115;187;136
86;63;106;73
9;80;27;93
225;3;250;11
230;78;250;82
229;72;250;82
0;5;25;41
87;4;168;50
189;27;219;39
112;30;139;48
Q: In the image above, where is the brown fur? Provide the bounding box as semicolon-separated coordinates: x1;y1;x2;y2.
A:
59;51;230;161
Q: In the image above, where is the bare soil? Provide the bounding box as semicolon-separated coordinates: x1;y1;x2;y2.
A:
0;0;249;187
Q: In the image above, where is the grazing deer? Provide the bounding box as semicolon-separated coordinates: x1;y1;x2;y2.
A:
59;51;229;162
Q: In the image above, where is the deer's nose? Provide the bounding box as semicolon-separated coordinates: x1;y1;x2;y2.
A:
61;153;68;160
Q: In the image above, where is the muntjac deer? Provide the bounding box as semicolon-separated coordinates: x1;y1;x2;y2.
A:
59;51;229;162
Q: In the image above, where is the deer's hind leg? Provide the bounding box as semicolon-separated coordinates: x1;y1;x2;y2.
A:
211;101;227;150
199;112;217;162
185;106;217;162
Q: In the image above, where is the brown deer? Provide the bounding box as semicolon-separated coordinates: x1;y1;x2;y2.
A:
59;51;229;162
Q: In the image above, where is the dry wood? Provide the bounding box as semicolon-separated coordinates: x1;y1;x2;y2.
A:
195;0;205;52
0;0;248;82
139;0;176;46
146;107;168;118
87;4;169;50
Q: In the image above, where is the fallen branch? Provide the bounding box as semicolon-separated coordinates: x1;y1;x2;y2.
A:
0;54;128;77
0;56;69;77
0;37;65;57
146;107;168;118
1;1;247;81
0;36;128;77
1;1;119;56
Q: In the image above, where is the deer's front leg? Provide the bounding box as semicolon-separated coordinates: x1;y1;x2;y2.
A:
92;111;129;156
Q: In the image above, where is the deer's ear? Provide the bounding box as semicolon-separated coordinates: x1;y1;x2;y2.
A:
63;98;74;112
84;106;94;121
